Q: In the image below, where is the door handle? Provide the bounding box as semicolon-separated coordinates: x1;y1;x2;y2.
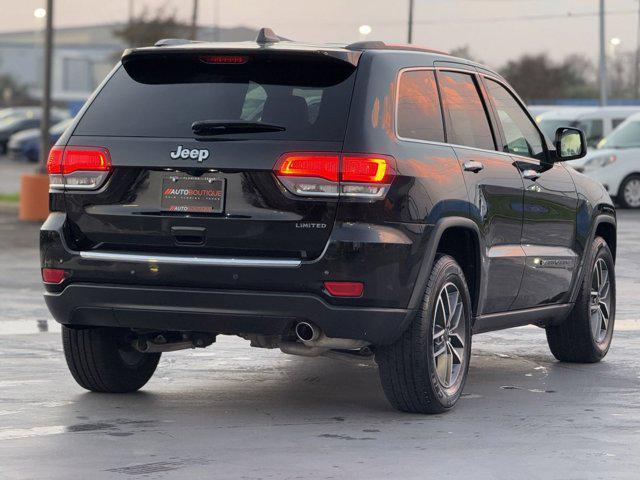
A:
463;161;484;173
522;169;541;181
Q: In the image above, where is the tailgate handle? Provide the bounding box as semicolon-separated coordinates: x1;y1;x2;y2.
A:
171;226;206;245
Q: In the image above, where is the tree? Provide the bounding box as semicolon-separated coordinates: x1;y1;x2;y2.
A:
449;46;482;64
0;74;34;107
499;53;595;103
113;7;189;49
608;50;635;99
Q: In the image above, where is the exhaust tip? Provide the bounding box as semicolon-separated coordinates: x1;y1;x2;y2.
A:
295;322;319;342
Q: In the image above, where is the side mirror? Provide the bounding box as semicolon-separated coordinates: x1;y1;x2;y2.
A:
554;127;587;161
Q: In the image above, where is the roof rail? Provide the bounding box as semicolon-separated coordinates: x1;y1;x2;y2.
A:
255;27;291;45
155;38;198;47
345;40;448;55
345;41;387;50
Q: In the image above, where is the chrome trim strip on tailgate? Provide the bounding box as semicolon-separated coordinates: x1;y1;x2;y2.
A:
79;251;302;268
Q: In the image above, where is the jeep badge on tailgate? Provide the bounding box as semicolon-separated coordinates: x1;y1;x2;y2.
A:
170;145;210;162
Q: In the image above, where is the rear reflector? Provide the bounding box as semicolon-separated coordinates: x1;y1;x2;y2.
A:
47;146;112;190
324;281;364;297
42;268;68;284
274;152;395;199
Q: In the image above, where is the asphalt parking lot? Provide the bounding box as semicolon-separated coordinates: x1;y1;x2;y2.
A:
0;155;639;479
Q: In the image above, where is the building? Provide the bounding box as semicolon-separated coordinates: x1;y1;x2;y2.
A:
0;24;255;104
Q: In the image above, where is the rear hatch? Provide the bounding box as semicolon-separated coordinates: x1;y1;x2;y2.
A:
60;48;358;260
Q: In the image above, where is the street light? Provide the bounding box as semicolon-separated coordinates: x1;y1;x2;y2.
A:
33;8;47;18
358;24;372;37
610;37;622;46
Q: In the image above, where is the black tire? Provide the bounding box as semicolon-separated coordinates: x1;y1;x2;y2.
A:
376;255;472;414
546;237;615;363
617;174;640;209
62;326;161;393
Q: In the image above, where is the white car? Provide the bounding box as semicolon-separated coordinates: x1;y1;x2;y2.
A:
569;113;640;208
537;106;640;148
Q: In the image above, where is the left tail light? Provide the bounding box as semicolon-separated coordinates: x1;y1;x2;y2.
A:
274;152;396;200
47;146;112;190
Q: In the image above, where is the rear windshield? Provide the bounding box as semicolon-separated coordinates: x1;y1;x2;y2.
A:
74;54;357;141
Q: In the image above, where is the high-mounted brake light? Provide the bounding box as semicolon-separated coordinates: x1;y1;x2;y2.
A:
200;55;248;64
47;146;112;190
274;152;396;200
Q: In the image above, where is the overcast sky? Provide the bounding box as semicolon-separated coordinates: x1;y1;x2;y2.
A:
0;0;636;68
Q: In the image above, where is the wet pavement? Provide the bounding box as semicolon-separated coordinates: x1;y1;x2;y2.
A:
0;210;639;479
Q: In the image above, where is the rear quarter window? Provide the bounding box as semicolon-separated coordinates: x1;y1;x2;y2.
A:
74;54;357;142
396;69;445;142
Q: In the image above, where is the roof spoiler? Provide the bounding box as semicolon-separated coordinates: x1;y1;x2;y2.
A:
154;38;202;47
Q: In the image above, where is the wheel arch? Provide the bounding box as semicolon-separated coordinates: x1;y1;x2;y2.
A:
595;217;616;261
569;212;616;304
408;217;484;316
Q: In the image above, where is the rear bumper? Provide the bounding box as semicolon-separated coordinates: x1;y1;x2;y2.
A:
45;283;414;345
41;212;428;344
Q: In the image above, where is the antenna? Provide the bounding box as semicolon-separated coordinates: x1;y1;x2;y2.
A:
255;27;290;44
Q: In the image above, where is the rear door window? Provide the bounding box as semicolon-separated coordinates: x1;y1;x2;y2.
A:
396;69;445;142
74;54;357;141
438;71;495;150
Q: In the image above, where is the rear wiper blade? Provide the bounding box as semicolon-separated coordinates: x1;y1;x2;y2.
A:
192;120;286;136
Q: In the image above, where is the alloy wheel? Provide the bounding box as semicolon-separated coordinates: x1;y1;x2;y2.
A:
623;178;640;208
432;282;466;388
590;258;611;344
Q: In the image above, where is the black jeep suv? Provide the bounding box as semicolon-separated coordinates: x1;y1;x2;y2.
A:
41;29;616;413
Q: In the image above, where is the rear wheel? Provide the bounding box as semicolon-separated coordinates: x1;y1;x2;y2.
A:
376;255;472;414
618;174;640;209
62;326;160;392
546;237;615;363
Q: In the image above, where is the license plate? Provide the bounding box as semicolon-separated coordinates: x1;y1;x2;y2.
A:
161;176;225;213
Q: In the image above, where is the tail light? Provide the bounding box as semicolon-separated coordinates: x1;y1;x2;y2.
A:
47;146;112;190
274;152;395;200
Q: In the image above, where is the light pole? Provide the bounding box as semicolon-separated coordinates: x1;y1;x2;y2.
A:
407;0;414;44
39;0;53;171
190;0;199;40
599;0;608;107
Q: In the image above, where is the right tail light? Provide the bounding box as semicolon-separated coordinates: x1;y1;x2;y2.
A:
275;152;396;200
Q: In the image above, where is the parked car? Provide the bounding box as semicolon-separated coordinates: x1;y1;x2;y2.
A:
526;104;571;117
8;119;73;163
41;29;617;414
536;107;640;148
569;112;640;208
0;109;68;154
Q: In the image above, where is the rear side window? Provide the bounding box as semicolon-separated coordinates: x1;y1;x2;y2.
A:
438;71;495;151
575;119;604;147
74;54;356;141
397;70;445;142
612;118;625;129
